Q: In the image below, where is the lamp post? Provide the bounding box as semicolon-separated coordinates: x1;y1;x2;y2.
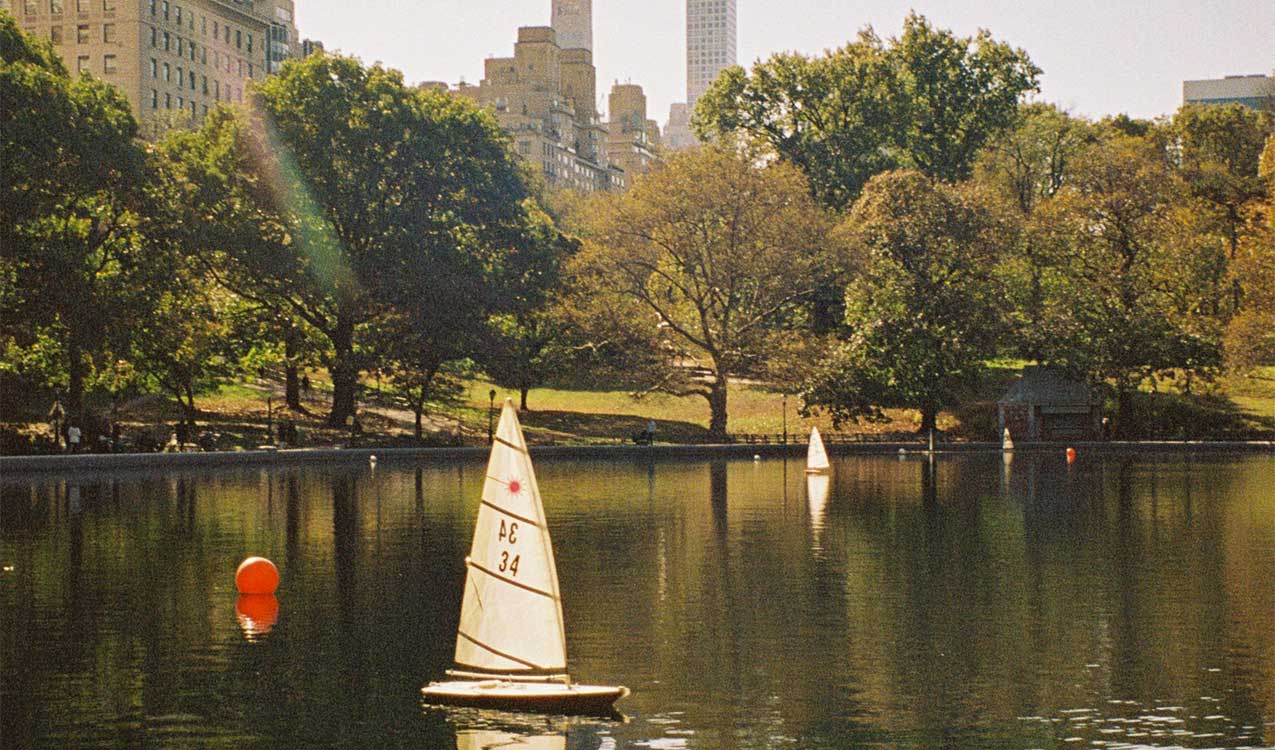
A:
488;389;497;445
782;392;788;445
266;396;273;444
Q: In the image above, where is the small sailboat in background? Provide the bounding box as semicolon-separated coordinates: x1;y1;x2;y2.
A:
422;400;629;715
1002;427;1015;452
806;427;831;474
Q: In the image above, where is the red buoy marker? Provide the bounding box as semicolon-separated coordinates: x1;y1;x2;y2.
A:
236;556;279;594
1066;447;1076;463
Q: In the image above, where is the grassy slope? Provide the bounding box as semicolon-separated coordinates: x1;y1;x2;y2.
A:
6;366;1275;452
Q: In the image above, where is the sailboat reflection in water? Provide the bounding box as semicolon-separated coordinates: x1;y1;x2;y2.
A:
423;400;629;715
455;729;565;750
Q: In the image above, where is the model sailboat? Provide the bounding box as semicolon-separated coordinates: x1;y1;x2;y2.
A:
806;427;831;474
422;400;629;715
1002;427;1015;452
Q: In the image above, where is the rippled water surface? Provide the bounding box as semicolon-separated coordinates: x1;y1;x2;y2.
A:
2;451;1274;749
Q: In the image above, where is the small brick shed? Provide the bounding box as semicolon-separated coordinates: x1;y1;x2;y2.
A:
998;366;1101;442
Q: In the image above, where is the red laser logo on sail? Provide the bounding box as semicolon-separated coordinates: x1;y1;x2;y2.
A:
508;478;522;495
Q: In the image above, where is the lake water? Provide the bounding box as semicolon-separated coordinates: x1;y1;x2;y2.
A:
2;452;1273;749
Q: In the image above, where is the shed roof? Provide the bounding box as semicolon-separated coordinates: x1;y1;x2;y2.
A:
1000;366;1093;406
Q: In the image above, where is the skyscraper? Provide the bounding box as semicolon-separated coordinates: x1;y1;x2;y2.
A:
551;0;591;52
686;0;736;106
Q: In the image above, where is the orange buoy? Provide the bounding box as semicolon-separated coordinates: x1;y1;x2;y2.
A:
235;594;279;639
1066;447;1076;463
235;556;279;594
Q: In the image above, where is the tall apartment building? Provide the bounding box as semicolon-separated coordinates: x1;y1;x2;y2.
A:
686;0;735;107
455;26;622;193
6;0;299;136
1184;73;1275;110
665;0;737;150
606;83;660;180
265;0;295;74
550;0;590;54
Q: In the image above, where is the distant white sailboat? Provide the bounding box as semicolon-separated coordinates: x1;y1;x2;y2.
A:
806;427;831;474
422;400;629;715
1002;427;1015;452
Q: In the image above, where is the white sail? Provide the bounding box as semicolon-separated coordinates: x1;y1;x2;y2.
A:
806;427;830;473
453;400;567;678
1002;427;1015;452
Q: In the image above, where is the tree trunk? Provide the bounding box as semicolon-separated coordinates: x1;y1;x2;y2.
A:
284;322;302;409
182;382;198;427
413;391;425;441
519;386;529;412
1115;383;1134;440
327;317;358;428
707;377;728;440
67;341;88;430
919;405;938;434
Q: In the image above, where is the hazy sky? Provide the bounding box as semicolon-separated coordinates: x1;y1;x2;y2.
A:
299;1;1274;126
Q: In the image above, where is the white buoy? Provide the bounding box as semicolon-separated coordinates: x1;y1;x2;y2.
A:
898;447;907;454
369;455;378;466
753;454;761;461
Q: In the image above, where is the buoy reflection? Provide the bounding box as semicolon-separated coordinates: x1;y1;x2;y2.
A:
236;594;279;640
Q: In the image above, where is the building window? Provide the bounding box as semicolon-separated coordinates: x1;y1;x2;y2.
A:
176;37;182;55
149;0;155;15
188;70;194;89
201;74;207;94
103;0;115;10
212;20;217;39
200;16;205;35
201;104;207;116
173;5;180;24
162;31;169;49
223;25;228;43
150;58;156;77
246;33;252;53
163;61;169;81
189;43;195;61
150;89;157;108
213;79;219;99
76;54;88;72
150;26;156;46
177;95;183;109
235;29;241;48
248;62;254;78
176;65;182;83
77;0;88;12
165;92;171;109
102;23;114;43
76;24;88;42
162;1;168;21
103;54;116;73
50;25;62;43
50;0;63;16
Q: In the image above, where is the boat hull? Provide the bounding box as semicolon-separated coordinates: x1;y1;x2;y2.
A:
422;680;629;715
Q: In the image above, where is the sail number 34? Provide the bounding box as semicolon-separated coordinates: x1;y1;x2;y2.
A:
497;520;521;577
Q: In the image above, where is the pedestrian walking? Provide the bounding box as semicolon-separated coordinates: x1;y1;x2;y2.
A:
66;424;81;453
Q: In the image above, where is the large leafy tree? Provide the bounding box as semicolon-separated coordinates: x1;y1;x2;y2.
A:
694;12;1040;210
1224;134;1275;370
1;13;159;426
1171;103;1273;316
803;171;1011;433
571;147;832;439
166;53;531;427
974;104;1095;360
1031;135;1223;435
475;206;578;412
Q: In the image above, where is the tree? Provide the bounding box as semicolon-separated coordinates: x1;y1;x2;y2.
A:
476;206;578;412
694;12;1040;210
167;54;531;427
1;13;157;426
1224;133;1275;371
1172;103;1273;316
571;147;832;439
974;104;1095;360
803;171;1011;433
1031;135;1223;435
